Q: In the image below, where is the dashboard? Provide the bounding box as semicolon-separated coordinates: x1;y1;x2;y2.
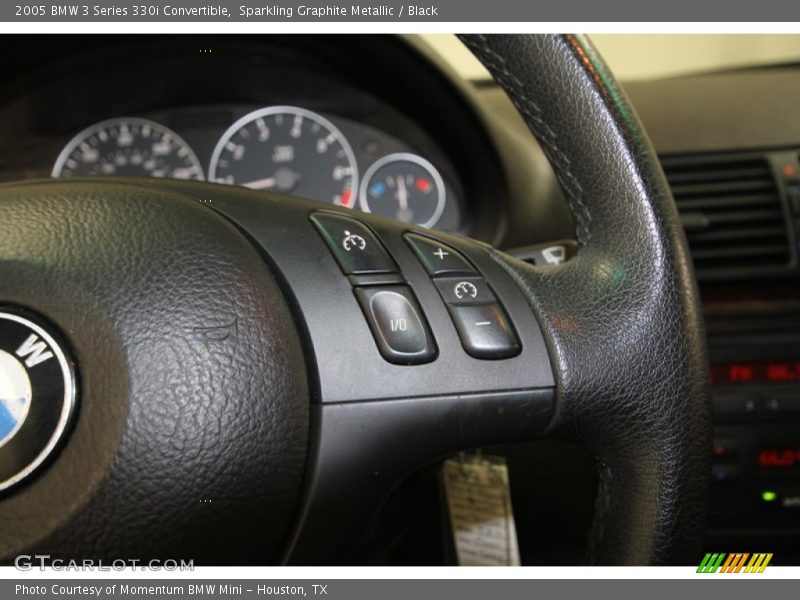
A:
45;106;461;230
0;36;511;241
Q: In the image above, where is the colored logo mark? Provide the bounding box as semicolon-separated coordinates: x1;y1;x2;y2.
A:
697;552;773;573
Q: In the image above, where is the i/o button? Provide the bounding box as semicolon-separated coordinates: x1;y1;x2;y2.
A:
354;286;437;365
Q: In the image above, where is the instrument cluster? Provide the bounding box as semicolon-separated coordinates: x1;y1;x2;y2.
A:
49;105;463;232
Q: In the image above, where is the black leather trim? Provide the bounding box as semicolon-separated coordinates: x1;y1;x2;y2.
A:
0;182;309;564
460;34;711;565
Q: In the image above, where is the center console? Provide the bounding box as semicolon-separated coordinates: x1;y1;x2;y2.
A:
704;292;800;563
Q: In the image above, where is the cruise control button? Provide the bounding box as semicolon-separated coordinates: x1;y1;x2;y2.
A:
448;304;520;360
311;212;397;274
405;234;476;276
355;286;437;365
434;276;496;306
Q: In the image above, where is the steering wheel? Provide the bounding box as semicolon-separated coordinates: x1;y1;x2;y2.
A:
0;35;710;566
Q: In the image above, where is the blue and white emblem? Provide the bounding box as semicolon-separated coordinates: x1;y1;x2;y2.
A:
0;349;33;447
0;311;76;492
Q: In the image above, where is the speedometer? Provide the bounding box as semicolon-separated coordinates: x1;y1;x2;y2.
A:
52;117;204;180
208;106;358;207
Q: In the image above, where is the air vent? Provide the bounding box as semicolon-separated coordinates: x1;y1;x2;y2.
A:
661;152;792;278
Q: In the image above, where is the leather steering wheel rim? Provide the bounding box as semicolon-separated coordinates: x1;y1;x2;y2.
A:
459;34;711;565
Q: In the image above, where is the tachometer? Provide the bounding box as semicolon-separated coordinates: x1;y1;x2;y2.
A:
208;106;358;207
52;117;204;180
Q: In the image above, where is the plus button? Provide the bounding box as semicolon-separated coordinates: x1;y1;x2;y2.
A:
433;247;449;260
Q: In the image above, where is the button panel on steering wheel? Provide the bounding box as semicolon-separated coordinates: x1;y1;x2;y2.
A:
406;235;521;360
311;212;522;364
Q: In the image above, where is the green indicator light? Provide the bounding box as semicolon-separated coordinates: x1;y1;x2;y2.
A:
762;490;777;502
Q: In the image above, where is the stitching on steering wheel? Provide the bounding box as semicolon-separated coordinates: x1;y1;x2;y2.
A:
462;34;592;246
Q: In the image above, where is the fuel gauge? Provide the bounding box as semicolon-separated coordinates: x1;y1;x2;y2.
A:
359;153;446;228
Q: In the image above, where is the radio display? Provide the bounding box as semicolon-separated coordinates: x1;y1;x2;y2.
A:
711;362;800;384
758;447;800;469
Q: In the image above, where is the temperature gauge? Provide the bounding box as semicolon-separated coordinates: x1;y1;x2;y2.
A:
359;153;446;228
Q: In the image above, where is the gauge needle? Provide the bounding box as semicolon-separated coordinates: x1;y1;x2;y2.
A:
241;176;277;190
396;176;408;210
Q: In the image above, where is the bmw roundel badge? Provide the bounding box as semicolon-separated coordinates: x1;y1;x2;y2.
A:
0;310;77;492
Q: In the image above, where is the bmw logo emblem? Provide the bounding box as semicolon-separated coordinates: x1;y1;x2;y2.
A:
0;310;77;492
